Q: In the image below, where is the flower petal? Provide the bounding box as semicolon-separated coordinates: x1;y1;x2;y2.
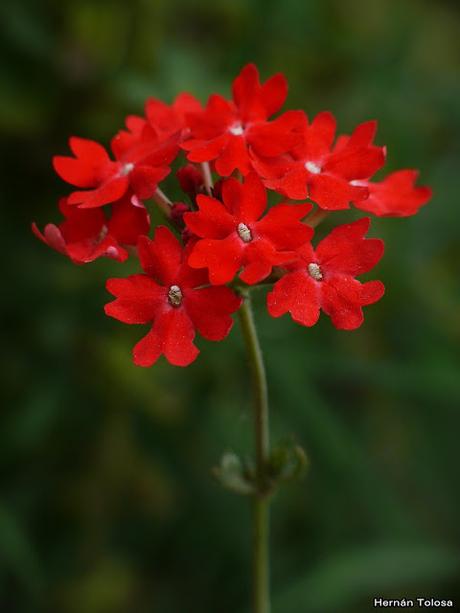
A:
108;196;150;245
52;156;100;188
32;222;66;254
137;227;183;284
133;308;198;367
255;203;313;249
248;111;303;157
354;170;432;217
69;137;110;164
185;286;241;341
308;173;366;210
184;195;235;239
316;217;384;276
320;275;384;330
267;271;320;327
132;326;163;367
105;274;166;323
223;173;267;222
162;308;199;366
129;164;170;199
261;72;288;117
182;134;229;163
214;135;251;176
187;235;243;285
303;111;337;161
325;145;385;181
68;176;129;208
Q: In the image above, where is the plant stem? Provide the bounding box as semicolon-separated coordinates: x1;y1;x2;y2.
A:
238;294;270;613
304;207;330;228
153;188;173;217
201;162;214;196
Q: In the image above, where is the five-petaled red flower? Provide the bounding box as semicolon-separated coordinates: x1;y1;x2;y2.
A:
105;227;242;367
267;218;385;330
53;119;177;208
181;64;302;176
253;112;386;210
184;173;313;285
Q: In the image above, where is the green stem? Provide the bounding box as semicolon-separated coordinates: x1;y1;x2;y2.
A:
238;294;271;613
153;188;172;217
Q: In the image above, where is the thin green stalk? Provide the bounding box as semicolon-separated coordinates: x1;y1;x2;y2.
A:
238;294;271;613
153;188;173;217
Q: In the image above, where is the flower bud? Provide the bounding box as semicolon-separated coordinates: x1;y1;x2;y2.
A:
177;164;204;196
171;201;190;227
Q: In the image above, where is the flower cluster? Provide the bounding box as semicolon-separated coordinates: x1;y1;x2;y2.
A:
34;64;431;366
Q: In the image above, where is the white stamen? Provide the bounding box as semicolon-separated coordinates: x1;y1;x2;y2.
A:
119;162;134;176
350;179;365;186
229;123;244;136
305;161;321;175
106;246;119;258
168;285;183;307
237;222;252;243
98;224;108;241
308;262;323;281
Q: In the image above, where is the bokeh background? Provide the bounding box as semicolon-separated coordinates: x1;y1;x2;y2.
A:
1;0;460;611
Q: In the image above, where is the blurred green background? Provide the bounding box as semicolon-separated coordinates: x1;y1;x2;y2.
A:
1;0;460;611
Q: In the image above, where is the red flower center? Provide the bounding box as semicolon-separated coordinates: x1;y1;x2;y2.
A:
168;284;183;307
237;222;252;243
307;262;323;281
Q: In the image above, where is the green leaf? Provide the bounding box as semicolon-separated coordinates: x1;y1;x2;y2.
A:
0;504;42;594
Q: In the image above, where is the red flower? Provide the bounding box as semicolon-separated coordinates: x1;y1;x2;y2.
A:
267;218;385;329
33;195;150;264
181;64;302;176
352;170;432;217
184;173;313;285
104;227;242;367
53;118;178;208
253;113;386;210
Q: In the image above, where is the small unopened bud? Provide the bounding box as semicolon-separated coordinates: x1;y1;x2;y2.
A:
176;164;204;195
181;228;194;245
308;262;323;281
168;285;183;307
171;202;190;227
237;223;252;243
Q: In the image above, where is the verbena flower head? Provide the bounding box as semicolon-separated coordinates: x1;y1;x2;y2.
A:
34;63;432;366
